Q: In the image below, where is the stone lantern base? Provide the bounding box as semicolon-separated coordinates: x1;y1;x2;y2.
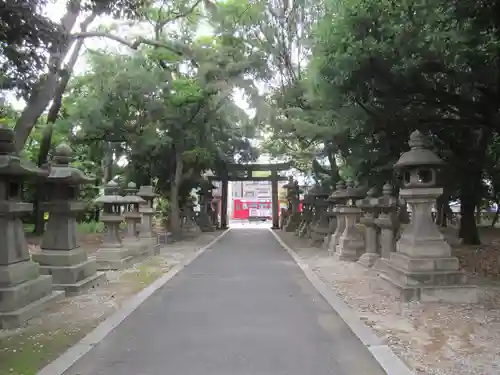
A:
196;212;215;232
297;219;310;237
358;252;380;268
378;247;478;303
0;260;65;329
284;212;301;232
95;244;133;271
309;222;329;247
32;248;107;296
181;217;201;238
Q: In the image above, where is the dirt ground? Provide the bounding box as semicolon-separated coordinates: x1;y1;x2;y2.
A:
276;229;500;375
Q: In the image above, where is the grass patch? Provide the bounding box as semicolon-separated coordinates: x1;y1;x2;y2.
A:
77;221;105;234
0;325;92;375
121;262;168;293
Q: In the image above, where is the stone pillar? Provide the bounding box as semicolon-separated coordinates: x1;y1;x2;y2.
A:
357;187;380;268
271;170;280;229
0;127;64;329
94;181;131;270
32;143;106;294
378;130;477;303
137;185;160;255
221;172;229;229
328;181;347;254
335;179;365;261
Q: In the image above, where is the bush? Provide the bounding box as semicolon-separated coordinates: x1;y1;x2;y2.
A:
77;221;104;234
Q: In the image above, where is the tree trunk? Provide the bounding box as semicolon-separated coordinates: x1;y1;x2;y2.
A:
32;15;94;235
459;196;481;244
458;166;482;244
475;206;482;225
102;142;114;183
13;0;81;152
435;195;449;227
169;151;183;240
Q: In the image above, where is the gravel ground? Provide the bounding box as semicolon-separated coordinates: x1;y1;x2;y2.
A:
276;231;500;375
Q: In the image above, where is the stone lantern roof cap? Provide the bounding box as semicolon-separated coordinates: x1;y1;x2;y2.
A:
302;193;314;204
344;178;366;199
121;182;146;204
95;181;123;204
282;176;294;189
46;143;95;185
121;194;146;204
308;183;329;198
382;182;394;196
328;180;346;200
394;130;444;169
0;127;48;178
137;185;157;199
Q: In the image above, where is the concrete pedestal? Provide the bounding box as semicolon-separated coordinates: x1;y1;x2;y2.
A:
32;248;106;295
0;259;64;329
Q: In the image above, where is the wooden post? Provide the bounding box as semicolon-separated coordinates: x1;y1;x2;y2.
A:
271;169;279;229
221;171;228;229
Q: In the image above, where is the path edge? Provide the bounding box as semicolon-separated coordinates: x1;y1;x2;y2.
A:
36;229;231;375
269;229;415;375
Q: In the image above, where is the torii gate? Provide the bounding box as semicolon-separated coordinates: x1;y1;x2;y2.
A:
209;162;290;229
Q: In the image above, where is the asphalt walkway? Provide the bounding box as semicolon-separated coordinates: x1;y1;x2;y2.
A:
63;229;386;375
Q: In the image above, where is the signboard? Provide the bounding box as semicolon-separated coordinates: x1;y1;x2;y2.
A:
249;207;271;218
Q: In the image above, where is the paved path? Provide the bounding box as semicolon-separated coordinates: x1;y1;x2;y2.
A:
63;229;386;375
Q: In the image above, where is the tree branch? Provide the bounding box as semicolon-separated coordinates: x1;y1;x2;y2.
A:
70;32;184;55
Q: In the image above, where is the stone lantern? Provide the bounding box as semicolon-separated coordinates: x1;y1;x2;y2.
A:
121;182;150;256
137;184;157;238
32;143;106;294
308;183;331;246
328;180;347;254
378;130;477;302
181;199;200;236
0;127;63;328
196;178;216;232
283;177;302;232
373;183;399;268
297;193;314;237
137;184;160;255
356;187;380;267
324;180;344;253
94;181;130;270
335;179;366;261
